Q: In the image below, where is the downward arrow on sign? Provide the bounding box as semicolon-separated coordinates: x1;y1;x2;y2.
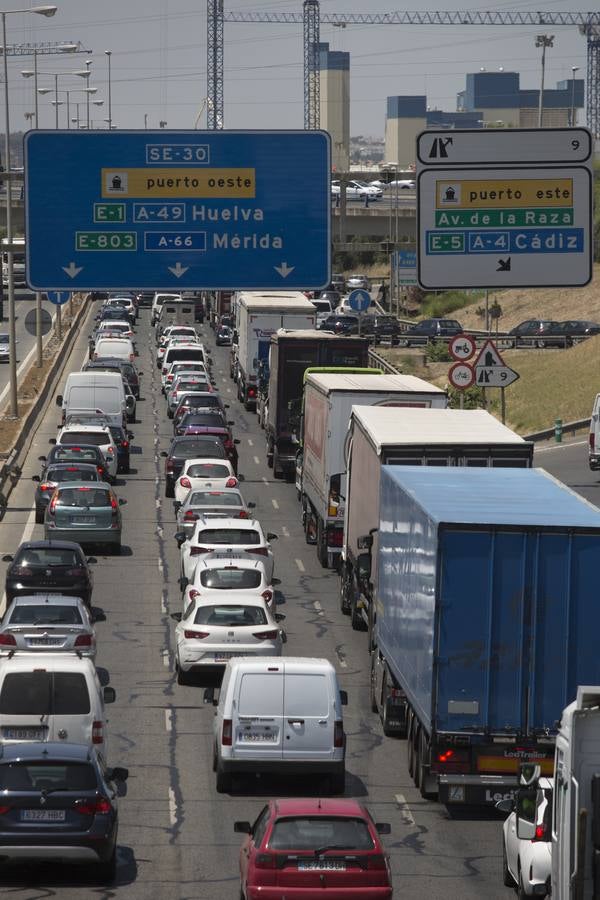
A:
168;262;189;278
274;262;295;278
62;262;83;279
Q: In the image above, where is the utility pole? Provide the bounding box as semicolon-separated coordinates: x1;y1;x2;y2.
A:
536;34;554;127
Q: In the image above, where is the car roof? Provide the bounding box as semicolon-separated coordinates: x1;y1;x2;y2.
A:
189;593;267;608
198;552;263;568
16;540;85;551
60;424;110;433
195;516;260;529
272;798;369;818
0;742;94;763
45;462;98;471
9;594;85;606
0;653;95;672
54;480;112;490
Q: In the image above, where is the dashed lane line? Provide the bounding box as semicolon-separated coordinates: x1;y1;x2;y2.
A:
395;794;416;826
271;499;279;510
165;709;173;732
253;456;260;465
295;559;305;572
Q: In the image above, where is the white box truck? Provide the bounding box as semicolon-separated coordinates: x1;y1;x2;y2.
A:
235;292;316;409
301;370;447;568
340;407;534;632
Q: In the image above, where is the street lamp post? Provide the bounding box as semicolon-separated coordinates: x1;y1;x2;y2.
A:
105;50;112;130
535;34;554;128
85;58;92;127
570;66;580;126
3;4;57;417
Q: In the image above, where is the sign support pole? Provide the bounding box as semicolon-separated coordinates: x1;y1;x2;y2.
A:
56;304;62;341
501;387;506;424
35;291;42;367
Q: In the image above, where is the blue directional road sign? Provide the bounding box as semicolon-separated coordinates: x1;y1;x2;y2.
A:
25;130;331;292
45;290;70;306
348;289;371;312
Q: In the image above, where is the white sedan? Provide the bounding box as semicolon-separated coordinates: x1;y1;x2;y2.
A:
331;179;382;201
177;515;277;582
173;593;284;684
498;778;552;898
181;550;275;609
370;178;415;190
173;459;238;505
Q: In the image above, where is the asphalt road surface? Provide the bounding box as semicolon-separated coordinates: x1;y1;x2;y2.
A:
1;306;589;898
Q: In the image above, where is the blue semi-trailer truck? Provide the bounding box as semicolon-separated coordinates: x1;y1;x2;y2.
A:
369;465;600;805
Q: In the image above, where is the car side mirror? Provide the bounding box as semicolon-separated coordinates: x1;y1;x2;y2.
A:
247;502;256;509
31;475;41;482
55;395;63;406
339;690;348;706
233;439;241;445
38;456;47;462
227;421;234;426
175;533;187;549
272;577;281;586
109;766;129;783
170;612;182;622
103;686;116;704
48;438;57;445
375;822;391;835
2;554;13;562
86;557;97;565
274;613;285;623
224;404;230;409
203;686;218;706
495;799;514;814
266;532;278;541
160;451;168;458
515;789;538;840
234;821;252;834
119;498;127;506
138;371;144;376
237;474;245;482
128;433;134;440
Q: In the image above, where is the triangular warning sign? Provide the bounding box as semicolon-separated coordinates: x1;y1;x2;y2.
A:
474;339;505;368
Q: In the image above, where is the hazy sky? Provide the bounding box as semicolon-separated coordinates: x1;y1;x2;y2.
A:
6;0;590;136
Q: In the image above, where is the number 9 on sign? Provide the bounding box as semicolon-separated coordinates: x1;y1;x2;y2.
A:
448;362;475;390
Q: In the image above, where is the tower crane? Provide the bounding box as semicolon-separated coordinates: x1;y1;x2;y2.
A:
206;3;600;136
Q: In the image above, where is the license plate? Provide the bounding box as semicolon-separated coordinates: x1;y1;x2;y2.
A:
28;638;62;646
3;727;45;740
241;730;277;742
214;652;237;661
74;516;95;525
21;809;66;822
298;860;346;871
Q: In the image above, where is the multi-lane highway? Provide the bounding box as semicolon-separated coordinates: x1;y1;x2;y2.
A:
0;303;592;897
0;292;57;407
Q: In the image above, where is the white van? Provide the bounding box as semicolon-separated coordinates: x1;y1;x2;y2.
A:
56;372;126;428
161;342;209;384
211;657;347;794
157;299;195;332
589;393;600;470
0;654;115;759
151;292;182;326
93;337;135;363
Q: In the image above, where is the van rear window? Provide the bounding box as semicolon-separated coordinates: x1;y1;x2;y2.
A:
0;672;91;715
238;672;283;717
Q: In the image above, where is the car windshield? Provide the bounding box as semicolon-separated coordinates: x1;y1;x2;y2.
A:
193;604;267;626
8;604;84;625
0;672;90;715
189;491;241;506
197;529;260;545
55;487;111;508
14;548;81;567
60;432;107;446
49;467;98;484
0;762;97;792
200;568;261;589
186;463;230;478
269;817;374;851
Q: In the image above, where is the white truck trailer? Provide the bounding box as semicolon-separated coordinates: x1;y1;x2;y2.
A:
301;370;447;568
235;292;316;409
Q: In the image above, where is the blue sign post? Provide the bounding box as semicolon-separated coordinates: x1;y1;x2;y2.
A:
45;290;70;306
348;289;371;312
25;130;331;291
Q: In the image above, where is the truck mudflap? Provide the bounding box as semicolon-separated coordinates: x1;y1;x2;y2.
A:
438;774;519;805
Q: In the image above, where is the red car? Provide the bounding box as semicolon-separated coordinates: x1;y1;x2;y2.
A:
234;798;392;899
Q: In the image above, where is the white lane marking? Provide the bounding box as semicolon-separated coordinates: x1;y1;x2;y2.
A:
0;309;57;406
155;475;159;485
0;507;37;617
262;476;269;486
535;439;587;453
165;709;172;732
168;786;177;825
281;525;290;537
161;591;168;614
155;498;161;509
395;794;416;826
253;455;260;465
158;559;164;575
271;499;279;510
295;558;305;572
313;599;322;611
226;387;232;393
162;648;170;667
247;439;254;447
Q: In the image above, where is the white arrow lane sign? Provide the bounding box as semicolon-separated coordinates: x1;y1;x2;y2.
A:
475;365;519;388
62;262;83;279
274;262;295;278
168;262;189;278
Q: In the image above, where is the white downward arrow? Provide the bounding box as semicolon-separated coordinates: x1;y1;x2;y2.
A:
62;262;83;279
274;261;295;278
168;262;189;278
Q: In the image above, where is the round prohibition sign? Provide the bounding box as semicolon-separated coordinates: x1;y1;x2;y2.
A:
449;333;476;362
448;362;475;390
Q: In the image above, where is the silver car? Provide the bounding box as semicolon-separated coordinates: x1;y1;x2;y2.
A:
176;487;255;538
44;482;126;553
0;595;97;659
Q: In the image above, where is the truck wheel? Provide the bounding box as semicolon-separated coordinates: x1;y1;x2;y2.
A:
316;519;328;568
418;730;434;800
369;654;379;713
407;712;415;777
340;567;351;615
266;440;274;468
273;449;283;479
350;595;366;631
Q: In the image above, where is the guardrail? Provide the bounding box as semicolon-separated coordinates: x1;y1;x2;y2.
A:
524;418;590;443
368;347;401;374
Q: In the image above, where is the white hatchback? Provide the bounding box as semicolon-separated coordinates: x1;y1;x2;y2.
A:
178;516;277;582
181;550;275;609
173;458;238;505
498;779;552;898
173;594;284;684
53;424;118;481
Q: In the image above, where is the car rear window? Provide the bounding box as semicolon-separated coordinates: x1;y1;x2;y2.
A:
0;672;91;715
197;529;260;545
0;762;97;792
200;568;261;589
53;447;99;463
269;817;374;851
183;413;225;428
176;380;208;393
50;467;99;484
180;395;220;409
186;463;231;478
55;487;111;508
166;349;204;364
190;491;241;506
8;604;84;626
61;432;107;446
14;548;81;567
178;443;225;459
193;604;267;626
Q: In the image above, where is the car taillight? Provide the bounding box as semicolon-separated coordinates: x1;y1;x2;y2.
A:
261;590;273;604
533;823;548;842
247;547;267;557
334;720;344;748
66;568;85;577
367;854;388;871
190;547;210;556
238;510;248;519
253;629;279;641
255;853;277;869
180;477;191;489
48;496;58;515
247;387;256;398
183;629;209;639
165;459;174;473
97;466;105;476
39;483;55;492
184;511;198;520
222;718;232;746
0;634;16;646
121;440;129;449
0;805;11;814
75;797;112;816
110;497;118;515
74;634;93;647
225;477;238;488
188;589;200;600
92;721;103;744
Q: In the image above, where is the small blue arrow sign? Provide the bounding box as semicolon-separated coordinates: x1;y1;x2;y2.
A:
45;290;70;306
348;288;371;312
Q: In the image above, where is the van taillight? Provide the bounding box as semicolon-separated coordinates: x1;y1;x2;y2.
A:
92;721;103;744
334;720;344;748
590;433;595;451
222;719;232;746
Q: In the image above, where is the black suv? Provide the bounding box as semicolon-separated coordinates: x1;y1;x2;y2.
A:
399;318;463;346
160;435;227;497
372;315;403;345
0;742;127;882
84;358;142;398
3;540;96;607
